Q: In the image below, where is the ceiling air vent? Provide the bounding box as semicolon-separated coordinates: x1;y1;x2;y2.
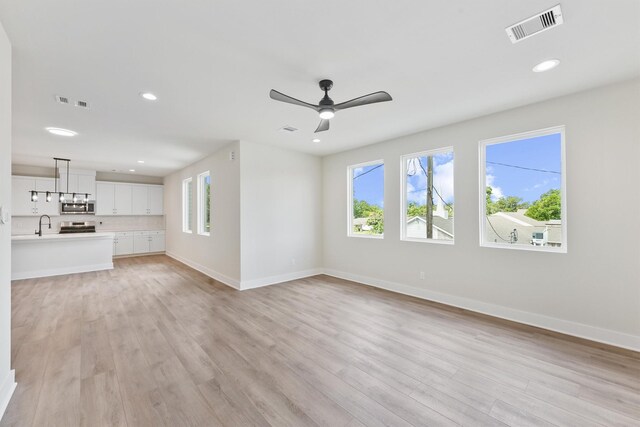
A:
75;100;90;109
279;125;298;133
506;5;563;44
55;95;69;104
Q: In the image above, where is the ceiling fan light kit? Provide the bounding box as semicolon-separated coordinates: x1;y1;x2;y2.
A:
269;79;392;133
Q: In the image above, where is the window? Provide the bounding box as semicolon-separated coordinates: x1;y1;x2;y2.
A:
182;177;192;233
348;160;384;238
479;126;566;252
401;147;454;243
197;171;211;235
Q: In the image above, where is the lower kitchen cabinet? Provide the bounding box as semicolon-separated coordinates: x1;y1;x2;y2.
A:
115;230;165;256
113;232;134;256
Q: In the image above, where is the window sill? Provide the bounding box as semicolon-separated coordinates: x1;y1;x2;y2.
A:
198;232;210;237
183;230;192;234
401;237;454;245
348;233;384;239
480;241;566;253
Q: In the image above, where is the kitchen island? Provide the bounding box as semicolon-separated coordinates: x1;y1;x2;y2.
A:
11;232;115;280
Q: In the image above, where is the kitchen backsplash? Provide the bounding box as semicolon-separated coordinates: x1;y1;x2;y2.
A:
11;215;165;235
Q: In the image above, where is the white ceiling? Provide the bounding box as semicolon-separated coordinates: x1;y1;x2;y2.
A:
1;0;639;176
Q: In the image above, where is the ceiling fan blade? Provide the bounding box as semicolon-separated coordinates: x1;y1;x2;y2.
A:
269;89;318;111
315;119;330;133
334;91;392;111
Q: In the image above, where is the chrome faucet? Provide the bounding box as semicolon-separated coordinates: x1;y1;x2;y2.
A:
36;215;51;237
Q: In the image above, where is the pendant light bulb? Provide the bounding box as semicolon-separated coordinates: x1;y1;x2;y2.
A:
46;191;52;202
31;191;38;202
72;193;77;203
83;193;89;202
59;193;65;202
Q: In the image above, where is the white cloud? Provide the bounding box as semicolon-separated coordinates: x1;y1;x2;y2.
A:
486;174;504;200
433;160;454;203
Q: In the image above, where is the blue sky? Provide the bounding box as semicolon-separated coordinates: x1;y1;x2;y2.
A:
352;133;561;208
353;164;384;207
486;133;561;203
406;152;454;206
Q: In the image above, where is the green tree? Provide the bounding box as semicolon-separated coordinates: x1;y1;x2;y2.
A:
366;211;384;234
525;189;561;221
494;196;529;213
353;199;382;218
486;187;496;214
407;201;426;218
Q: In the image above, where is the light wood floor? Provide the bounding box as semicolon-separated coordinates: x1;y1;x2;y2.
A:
2;255;639;427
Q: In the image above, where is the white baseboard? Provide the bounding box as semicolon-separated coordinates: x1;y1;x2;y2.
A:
323;269;640;352
165;251;240;290
240;268;324;290
11;263;113;281
0;369;16;422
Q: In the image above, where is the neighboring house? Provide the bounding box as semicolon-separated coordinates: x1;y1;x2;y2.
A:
353;217;373;232
485;209;562;247
406;216;454;240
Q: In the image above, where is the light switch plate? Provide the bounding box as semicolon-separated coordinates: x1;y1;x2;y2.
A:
0;205;8;225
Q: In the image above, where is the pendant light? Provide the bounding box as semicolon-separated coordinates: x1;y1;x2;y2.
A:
29;157;91;203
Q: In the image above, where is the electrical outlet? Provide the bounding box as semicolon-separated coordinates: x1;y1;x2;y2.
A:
419;271;425;280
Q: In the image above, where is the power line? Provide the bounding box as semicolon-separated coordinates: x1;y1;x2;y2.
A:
487;161;560;174
416;158;453;209
485;215;512;243
353;164;383;180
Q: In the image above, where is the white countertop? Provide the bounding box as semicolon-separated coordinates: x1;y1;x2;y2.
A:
12;232;115;241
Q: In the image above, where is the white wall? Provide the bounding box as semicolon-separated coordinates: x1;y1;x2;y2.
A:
0;19;15;420
323;78;640;350
165;140;323;289
240;141;323;288
164;141;242;287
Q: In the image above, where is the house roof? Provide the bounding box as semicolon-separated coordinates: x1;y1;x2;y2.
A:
407;216;454;237
485;211;562;245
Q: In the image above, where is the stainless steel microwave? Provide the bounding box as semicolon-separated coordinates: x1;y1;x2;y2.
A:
60;201;96;215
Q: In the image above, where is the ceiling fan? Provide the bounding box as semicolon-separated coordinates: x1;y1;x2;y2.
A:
269;79;392;133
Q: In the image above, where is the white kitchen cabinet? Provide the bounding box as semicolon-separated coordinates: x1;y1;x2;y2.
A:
11;176;60;216
97;182;133;215
149;231;165;252
58;169;96;199
131;185;164;215
133;231;150;254
114;184;132;215
96;182;115;215
113;232;134;255
148;186;164;215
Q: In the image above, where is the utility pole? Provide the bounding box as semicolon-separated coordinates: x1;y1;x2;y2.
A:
426;156;433;239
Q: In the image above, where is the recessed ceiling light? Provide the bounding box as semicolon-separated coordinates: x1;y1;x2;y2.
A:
532;59;560;73
45;127;77;137
312;138;321;143
137;160;145;164
129;169;136;172
140;92;157;101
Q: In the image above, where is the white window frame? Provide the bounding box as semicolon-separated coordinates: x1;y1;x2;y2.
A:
182;177;192;233
400;146;454;245
197;171;210;236
347;159;385;239
478;125;567;253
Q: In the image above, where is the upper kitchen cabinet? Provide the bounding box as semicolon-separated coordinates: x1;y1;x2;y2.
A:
58;169;96;199
96;182;133;215
11;176;60;216
132;184;164;215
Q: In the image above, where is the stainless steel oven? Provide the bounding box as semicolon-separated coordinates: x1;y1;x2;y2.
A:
60;201;96;215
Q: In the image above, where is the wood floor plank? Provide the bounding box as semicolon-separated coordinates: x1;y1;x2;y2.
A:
3;255;639;427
